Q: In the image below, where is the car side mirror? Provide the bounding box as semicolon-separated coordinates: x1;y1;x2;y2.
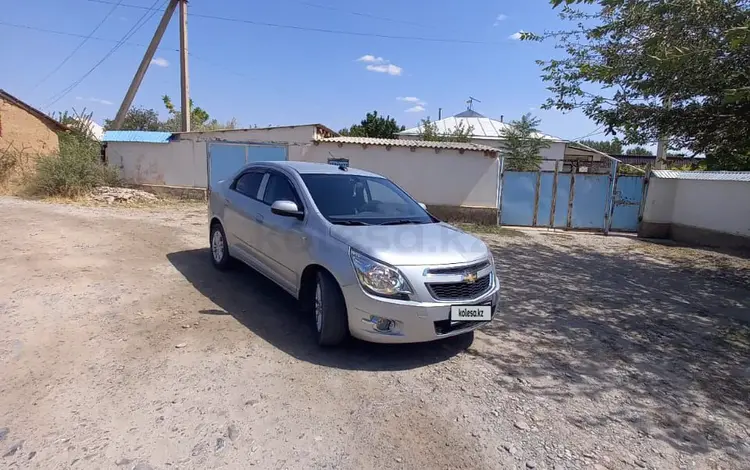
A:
271;200;304;220
418;202;427;210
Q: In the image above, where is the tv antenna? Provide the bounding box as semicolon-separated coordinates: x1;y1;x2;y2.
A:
466;96;481;111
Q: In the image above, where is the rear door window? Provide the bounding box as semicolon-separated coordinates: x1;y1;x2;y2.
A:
233;171;264;199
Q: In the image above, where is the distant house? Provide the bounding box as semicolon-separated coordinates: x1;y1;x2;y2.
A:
397;108;601;171
0;89;66;156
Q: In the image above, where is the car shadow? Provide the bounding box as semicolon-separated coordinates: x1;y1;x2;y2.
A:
166;248;472;371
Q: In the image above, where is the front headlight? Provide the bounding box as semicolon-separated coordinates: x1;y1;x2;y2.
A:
350;250;412;298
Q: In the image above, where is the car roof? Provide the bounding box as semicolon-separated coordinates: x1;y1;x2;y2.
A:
254;161;384;178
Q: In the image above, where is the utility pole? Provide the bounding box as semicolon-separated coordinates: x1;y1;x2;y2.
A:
179;0;190;132
113;0;179;129
654;97;672;170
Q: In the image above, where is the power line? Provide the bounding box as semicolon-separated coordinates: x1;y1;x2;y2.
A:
287;0;434;30
0;21;170;51
1;20;251;79
31;0;125;90
0;21;252;80
43;0;165;109
84;0;501;45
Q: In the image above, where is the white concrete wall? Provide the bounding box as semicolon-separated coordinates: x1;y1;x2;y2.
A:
301;142;499;208
105;140;206;187
106;126;321;188
672;180;750;236
641;178;677;224
642;176;750;237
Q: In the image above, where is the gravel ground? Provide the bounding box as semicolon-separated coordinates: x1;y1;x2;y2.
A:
1;197;748;470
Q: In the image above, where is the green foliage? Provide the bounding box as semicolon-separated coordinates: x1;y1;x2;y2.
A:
339;111;405;138
53;108;97;140
103;97;238;132
29;132;118;197
625;147;652;156
578;139;623;154
534;0;750;170
103;106;161;131
417;118;474;142
500;114;551;171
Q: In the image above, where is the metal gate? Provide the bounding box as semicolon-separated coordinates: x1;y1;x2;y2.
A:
499;159;645;233
207;142;287;190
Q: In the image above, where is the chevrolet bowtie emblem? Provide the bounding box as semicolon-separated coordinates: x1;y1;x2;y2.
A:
463;272;478;283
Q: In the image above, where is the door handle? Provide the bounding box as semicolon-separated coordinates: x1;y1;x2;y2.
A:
255;214;264;224
224;197;231;207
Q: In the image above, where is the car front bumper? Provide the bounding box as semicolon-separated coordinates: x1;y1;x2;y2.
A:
341;279;500;344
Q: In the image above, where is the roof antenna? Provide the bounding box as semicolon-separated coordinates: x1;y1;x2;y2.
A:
466;96;481;111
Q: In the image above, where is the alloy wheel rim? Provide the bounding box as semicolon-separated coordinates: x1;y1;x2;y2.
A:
314;283;323;332
211;230;224;263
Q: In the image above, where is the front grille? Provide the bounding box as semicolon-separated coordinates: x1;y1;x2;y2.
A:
426;260;490;276
427;274;492;301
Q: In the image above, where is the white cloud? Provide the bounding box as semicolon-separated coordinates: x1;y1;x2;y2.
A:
405;105;425;113
357;55;385;64
357;54;402;76
76;96;113;105
493;14;508;26
397;96;425;105
509;31;525;40
151;57;169;67
366;63;402;76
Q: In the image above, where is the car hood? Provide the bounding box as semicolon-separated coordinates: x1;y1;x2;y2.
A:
329;222;490;266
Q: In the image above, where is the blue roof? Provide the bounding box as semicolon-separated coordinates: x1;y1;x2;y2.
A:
102;131;173;143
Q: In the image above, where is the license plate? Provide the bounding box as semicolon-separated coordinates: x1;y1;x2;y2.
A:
450;305;492;321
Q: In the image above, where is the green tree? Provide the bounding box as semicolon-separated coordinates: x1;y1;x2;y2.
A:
529;0;750;170
578;139;623;155
339;111;405;138
417;118;474;142
500;113;551;171
625;147;652;156
103;106;161;131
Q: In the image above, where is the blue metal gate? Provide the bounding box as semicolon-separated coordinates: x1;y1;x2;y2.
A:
207;142;287;189
499;160;645;233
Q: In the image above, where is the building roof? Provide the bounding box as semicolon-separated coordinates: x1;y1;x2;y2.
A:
315;136;499;154
651;170;750;181
0;89;67;132
398;112;563;142
171;123;338;137
101;130;173;143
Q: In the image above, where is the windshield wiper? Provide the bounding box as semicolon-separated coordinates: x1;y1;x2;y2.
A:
332;220;371;226
379;219;425;226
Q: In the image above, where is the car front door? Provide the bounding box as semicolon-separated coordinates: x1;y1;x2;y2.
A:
254;171;308;293
223;170;267;268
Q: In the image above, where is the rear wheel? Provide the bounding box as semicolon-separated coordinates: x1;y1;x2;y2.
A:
210;222;232;270
313;271;349;346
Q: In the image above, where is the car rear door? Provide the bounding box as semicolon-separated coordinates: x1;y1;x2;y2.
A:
223;170;267;267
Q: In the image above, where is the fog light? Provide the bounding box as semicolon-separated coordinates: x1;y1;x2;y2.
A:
362;315;397;333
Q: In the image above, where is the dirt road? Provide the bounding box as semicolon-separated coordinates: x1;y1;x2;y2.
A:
1;197;748;469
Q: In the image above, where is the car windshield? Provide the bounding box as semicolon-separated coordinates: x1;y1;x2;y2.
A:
300;173;434;225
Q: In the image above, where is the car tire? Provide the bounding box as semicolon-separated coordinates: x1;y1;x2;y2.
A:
210;222;232;271
313;271;349;346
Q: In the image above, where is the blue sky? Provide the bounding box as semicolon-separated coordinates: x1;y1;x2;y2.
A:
0;0;601;140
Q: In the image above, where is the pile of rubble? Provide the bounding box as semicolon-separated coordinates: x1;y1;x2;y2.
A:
90;186;159;204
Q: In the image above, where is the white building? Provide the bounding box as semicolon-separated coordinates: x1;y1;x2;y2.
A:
398;109;598;171
102;125;501;222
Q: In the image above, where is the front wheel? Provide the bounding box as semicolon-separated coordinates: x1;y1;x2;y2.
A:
313;271;349;346
210;223;232;270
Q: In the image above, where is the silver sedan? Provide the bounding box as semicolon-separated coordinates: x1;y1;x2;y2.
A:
208;161;499;346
